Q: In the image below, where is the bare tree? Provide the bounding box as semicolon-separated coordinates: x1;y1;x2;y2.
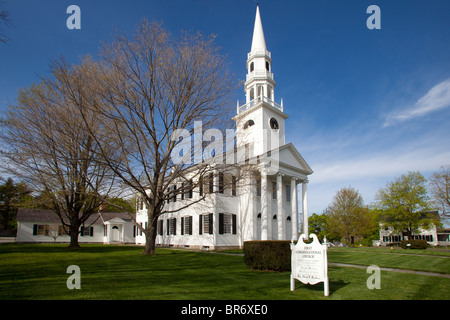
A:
75;20;240;255
429;165;450;222
0;57;116;249
0;0;11;43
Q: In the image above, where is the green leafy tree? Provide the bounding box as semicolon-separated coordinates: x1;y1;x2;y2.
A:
324;186;376;246
308;213;328;242
0;178;32;230
375;171;437;239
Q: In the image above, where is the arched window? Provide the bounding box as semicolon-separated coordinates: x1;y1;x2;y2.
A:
250;88;254;100
265;61;270;71
243;119;255;129
250;62;254;72
257;85;264;98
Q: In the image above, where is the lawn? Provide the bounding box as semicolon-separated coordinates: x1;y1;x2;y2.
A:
0;243;449;300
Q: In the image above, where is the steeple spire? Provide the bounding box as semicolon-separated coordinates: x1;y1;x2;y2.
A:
250;5;267;52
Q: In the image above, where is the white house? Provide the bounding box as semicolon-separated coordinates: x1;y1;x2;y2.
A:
375;211;441;247
136;5;313;250
16;208;136;244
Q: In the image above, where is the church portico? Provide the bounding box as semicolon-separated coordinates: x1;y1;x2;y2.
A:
254;168;308;241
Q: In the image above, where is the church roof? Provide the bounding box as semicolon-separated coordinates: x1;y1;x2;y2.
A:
250;5;267;52
17;208;135;225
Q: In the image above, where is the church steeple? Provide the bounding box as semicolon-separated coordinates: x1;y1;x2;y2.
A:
250;5;267;52
233;5;287;158
243;5;276;106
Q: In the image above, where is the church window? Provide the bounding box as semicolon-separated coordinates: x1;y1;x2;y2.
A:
208;173;214;193
243;119;255;129
250;62;254;72
199;176;204;196
157;220;163;235
250;88;254;100
232;176;237;196
266;61;270;71
181;216;193;235
257;85;264;97
199;213;213;235
286;185;291;202
219;213;237;235
272;181;277;199
171;185;177;202
184;180;193;199
256;178;261;196
167;218;177;235
219;172;224;194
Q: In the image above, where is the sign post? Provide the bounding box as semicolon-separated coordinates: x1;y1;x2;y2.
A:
290;233;329;296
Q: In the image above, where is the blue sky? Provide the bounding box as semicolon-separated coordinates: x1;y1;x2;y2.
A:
1;0;450;216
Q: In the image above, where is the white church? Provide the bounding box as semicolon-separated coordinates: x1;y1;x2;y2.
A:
16;6;313;248
135;5;313;250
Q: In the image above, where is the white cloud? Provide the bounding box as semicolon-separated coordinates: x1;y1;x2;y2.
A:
384;78;450;127
311;147;450;184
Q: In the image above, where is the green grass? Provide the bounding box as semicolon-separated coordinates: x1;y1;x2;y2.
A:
0;243;449;300
327;247;450;274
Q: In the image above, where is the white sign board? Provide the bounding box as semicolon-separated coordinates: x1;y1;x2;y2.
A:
290;233;329;296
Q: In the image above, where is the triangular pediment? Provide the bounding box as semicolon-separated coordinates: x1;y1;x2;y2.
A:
278;143;313;175
104;217;127;224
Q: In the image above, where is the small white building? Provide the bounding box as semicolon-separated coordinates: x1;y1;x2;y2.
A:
136;5;313;250
376;212;441;247
16;208;136;244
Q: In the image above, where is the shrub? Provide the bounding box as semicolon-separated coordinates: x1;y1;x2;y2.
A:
400;239;428;249
243;241;292;272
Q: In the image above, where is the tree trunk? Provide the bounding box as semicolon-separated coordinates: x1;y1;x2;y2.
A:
68;226;81;249
142;219;158;256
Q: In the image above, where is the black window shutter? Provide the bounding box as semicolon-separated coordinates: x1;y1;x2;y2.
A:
189;216;193;235
80;226;84;236
174;218;177;235
232;214;237;234
219;213;224;235
167;219;169;235
199;215;203;235
90;227;94;236
208;213;213;234
181;217;184;235
33;224;37;236
133;225;136;237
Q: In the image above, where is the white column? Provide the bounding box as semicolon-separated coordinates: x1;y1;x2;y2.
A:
302;181;308;235
277;174;283;240
291;177;298;241
261;169;268;240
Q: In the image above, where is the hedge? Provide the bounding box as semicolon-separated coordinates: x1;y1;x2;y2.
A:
243;241;292;272
400;239;428;249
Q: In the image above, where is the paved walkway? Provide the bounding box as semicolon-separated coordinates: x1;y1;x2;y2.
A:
328;262;450;278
